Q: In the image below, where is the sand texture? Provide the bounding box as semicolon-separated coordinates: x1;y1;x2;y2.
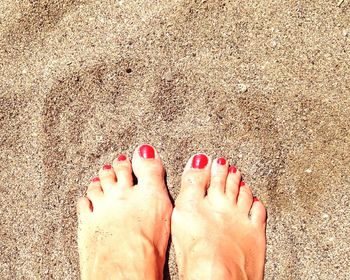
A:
1;0;350;279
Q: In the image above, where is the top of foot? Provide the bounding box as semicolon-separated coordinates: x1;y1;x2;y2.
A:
77;144;173;280
172;154;267;280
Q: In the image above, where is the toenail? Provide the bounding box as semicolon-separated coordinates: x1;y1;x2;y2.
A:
217;157;226;165
103;164;112;170
118;154;127;161
192;154;208;169
229;166;237;173
139;144;155;159
239;181;245;187
253;197;259;202
91;177;100;182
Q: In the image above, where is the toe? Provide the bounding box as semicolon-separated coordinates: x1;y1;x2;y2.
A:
236;181;254;213
225;166;241;203
98;163;117;192
86;177;104;202
131;144;166;190
112;154;133;188
208;157;228;195
250;197;267;227
177;154;212;202
77;197;93;216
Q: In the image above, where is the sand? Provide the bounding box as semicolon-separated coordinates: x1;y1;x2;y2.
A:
1;0;350;279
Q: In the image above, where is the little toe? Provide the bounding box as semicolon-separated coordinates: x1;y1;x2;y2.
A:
236;181;254;213
86;177;103;202
131;144;166;191
225;166;241;202
178;154;212;203
98;163;117;192
77;197;93;216
112;154;133;188
250;197;267;227
208;157;228;195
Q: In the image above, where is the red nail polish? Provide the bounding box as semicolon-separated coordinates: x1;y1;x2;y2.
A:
239;181;245;187
139;144;155;159
118;154;127;161
192;154;208;169
103;164;112;170
217;157;226;165
253;197;259;202
91;177;100;182
229;166;237;173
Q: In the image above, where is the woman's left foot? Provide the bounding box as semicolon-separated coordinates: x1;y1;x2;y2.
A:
77;144;172;280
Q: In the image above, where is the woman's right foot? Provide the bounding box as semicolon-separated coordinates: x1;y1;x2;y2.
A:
172;154;267;280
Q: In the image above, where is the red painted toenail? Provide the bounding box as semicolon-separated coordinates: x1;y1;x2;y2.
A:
239;181;245;187
217;157;226;165
253;197;259;202
103;164;112;170
91;177;100;182
192;154;208;169
229;166;237;173
139;144;155;159
118;154;127;161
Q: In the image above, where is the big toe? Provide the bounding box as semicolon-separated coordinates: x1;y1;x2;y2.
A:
177;154;212;205
131;144;166;191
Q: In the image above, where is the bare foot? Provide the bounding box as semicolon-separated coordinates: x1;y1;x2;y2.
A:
77;144;172;280
172;154;267;280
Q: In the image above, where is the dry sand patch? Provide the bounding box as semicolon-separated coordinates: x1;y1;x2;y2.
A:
1;0;349;279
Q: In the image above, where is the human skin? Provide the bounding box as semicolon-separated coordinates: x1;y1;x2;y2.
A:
172;154;266;280
77;145;266;280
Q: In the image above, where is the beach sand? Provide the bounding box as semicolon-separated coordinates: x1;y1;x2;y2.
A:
1;0;349;279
